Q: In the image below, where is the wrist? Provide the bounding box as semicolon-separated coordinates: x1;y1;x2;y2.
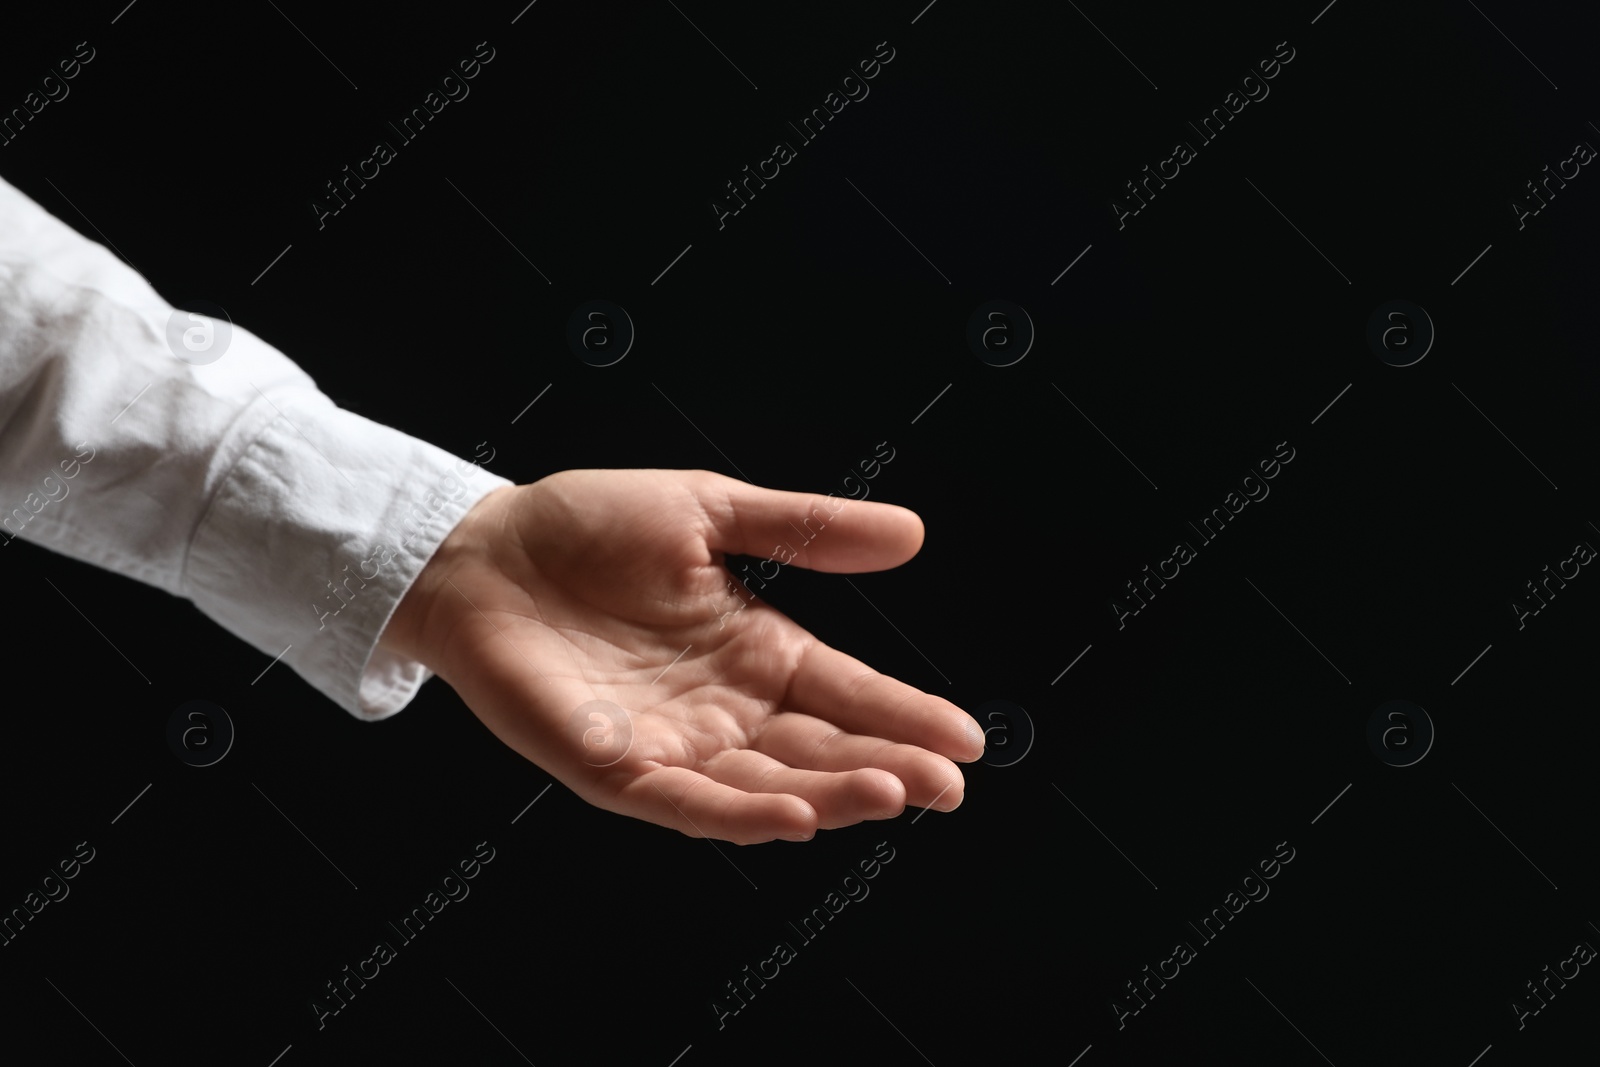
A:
379;484;514;678
380;568;439;674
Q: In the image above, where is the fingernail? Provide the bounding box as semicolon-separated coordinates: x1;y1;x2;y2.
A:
785;830;814;842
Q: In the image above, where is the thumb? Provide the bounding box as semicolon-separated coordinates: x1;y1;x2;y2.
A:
693;471;925;573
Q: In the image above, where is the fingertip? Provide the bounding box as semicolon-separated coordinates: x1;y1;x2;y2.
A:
955;713;986;763
872;503;923;565
831;495;921;555
743;797;817;845
855;768;907;819
773;794;818;839
890;504;925;558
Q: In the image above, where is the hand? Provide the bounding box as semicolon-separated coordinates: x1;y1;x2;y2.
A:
380;469;984;844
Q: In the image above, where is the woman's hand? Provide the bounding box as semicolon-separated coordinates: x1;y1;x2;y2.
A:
380;469;982;844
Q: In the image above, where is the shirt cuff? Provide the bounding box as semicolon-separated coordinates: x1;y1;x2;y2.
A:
181;389;513;720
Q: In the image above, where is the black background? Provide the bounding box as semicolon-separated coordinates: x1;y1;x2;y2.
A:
2;1;1597;1064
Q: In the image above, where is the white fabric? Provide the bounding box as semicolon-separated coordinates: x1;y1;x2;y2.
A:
0;174;512;719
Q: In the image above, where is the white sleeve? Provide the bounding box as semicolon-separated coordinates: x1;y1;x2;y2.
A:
0;174;513;719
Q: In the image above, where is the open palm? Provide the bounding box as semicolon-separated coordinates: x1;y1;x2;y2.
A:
383;469;983;844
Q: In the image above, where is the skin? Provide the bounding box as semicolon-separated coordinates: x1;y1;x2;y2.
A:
379;468;984;845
